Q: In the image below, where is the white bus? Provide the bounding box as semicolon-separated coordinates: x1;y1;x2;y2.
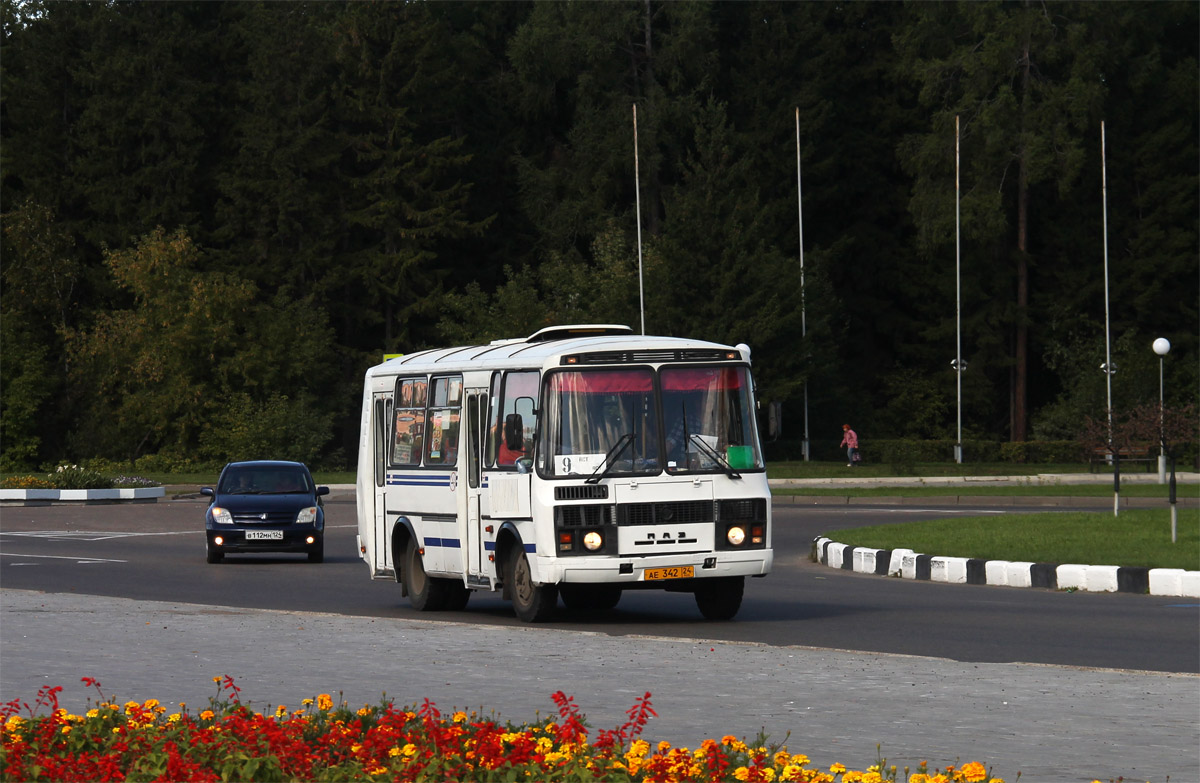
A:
355;324;772;622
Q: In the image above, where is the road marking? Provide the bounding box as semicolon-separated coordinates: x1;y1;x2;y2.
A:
0;552;126;564
0;530;197;542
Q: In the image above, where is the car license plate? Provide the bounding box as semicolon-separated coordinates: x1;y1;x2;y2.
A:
643;566;694;581
245;530;283;540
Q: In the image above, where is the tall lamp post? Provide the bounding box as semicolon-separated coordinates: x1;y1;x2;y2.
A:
1153;337;1177;542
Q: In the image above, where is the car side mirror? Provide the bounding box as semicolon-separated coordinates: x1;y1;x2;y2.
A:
201;487;214;497
316;486;330;497
504;413;524;451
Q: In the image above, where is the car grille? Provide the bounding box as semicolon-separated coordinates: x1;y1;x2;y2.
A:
230;510;294;525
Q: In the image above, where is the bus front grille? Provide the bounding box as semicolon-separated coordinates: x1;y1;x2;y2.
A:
555;504;614;527
617;500;713;526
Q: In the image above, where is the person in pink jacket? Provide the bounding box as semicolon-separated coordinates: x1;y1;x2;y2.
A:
840;424;859;467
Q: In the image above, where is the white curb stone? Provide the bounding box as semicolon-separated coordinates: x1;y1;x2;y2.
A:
930;556;969;584
828;543;847;569
852;548;877;574
1056;564;1089;590
888;548;913;577
1005;561;1035;588
1085;565;1121;593
984;560;1011;586
900;551;921;580
1148;569;1186;596
1181;570;1200;598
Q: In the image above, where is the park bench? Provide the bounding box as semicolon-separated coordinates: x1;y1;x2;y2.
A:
1088;445;1156;473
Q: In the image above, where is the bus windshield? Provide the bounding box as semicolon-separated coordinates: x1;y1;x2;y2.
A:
539;365;764;478
661;366;763;474
541;369;660;477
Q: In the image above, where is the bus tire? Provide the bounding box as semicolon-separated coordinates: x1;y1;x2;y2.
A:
444;581;471;611
694;576;743;621
508;549;557;623
404;538;450;611
559;584;621;613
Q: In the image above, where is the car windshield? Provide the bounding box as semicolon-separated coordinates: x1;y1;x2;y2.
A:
219;467;311;495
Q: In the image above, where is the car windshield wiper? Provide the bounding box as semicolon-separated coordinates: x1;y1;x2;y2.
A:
687;433;742;480
585;432;636;484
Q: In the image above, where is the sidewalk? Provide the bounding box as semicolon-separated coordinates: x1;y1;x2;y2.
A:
2;588;1196;783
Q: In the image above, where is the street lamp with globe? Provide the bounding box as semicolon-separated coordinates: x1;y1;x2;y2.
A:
1152;337;1177;542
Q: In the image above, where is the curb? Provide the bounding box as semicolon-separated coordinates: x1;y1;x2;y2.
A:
811;536;1200;598
0;487;165;505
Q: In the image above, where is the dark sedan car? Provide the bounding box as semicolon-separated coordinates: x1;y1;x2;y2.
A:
202;461;329;563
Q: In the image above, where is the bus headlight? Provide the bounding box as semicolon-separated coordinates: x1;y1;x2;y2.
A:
583;531;604;551
212;507;233;525
726;525;746;546
296;506;318;525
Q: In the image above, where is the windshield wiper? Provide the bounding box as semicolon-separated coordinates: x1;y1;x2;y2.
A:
687;433;742;480
585;432;636;484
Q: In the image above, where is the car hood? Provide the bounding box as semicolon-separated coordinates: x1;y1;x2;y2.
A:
211;493;318;513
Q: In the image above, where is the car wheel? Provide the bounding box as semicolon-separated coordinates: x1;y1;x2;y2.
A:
206;541;223;564
694;576;743;621
559;584;621;613
403;538;449;611
508;548;557;622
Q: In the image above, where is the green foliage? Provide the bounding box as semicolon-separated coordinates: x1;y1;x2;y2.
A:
1;1;1195;467
199;393;333;466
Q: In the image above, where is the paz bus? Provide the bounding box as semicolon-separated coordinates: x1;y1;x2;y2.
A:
355;324;772;622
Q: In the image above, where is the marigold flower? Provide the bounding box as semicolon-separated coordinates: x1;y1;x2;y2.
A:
452;710;467;723
316;694;334;711
959;762;988;782
199;710;215;721
830;762;847;773
734;767;751;781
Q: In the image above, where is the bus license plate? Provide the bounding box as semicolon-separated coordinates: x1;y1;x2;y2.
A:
644;566;694;581
245;530;283;540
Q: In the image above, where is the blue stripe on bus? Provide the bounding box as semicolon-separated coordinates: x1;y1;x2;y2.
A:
422;537;462;549
482;541;536;554
388;475;452;487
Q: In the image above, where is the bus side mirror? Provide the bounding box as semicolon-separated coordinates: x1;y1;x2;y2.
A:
504;413;524;451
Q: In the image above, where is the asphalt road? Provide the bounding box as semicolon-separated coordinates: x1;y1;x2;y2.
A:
1;494;1196;674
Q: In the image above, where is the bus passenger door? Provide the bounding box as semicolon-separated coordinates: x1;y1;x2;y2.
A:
372;392;392;575
464;391;486;581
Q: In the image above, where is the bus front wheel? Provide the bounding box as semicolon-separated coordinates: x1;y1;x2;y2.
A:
694;576;744;621
508;549;557;623
403;538;450;611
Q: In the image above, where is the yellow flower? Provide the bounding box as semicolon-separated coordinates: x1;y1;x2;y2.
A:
357;707;371;717
275;705;288;717
658;739;672;754
830;762;847;774
734;767;752;782
302;698;314;707
402;743;417;757
60;726;71;735
316;693;334;711
452;710;467;723
199;710;215;721
86;709;99;719
212;676;221;684
959;762;988;783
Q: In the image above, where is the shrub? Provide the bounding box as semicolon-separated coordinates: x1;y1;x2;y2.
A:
45;464;111;490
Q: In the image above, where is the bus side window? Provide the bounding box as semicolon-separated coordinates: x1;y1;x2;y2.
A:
392;378;426;467
496;371;539;467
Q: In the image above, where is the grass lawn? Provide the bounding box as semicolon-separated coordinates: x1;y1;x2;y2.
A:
774;483;1199;498
826;508;1200;571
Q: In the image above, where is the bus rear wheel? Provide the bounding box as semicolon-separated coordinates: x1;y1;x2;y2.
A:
694;576;744;621
404;538;450;611
508;549;557;622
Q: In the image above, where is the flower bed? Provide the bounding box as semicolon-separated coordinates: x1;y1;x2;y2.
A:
0;677;1006;783
0;465;163;502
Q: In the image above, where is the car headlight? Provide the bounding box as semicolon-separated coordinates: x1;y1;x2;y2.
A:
296;506;318;525
212;507;233;525
582;531;604;551
726;525;746;546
